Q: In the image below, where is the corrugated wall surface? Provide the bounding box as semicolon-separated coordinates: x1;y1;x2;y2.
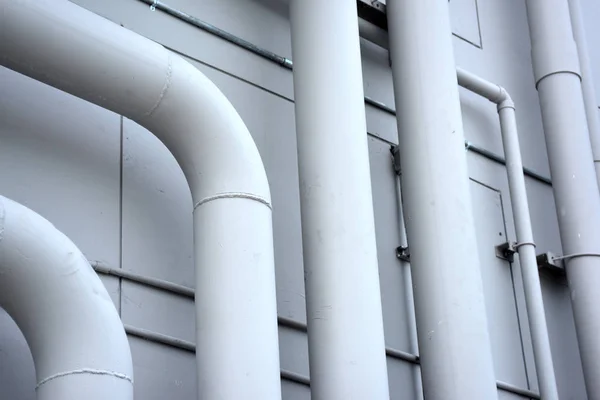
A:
0;0;597;398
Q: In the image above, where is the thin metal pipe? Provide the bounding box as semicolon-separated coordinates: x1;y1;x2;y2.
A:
136;0;293;69
498;100;559;399
124;324;312;386
123;322;539;398
465;141;552;185
107;261;540;398
496;381;542;399
456;67;559;399
91;261;195;298
394;174;424;398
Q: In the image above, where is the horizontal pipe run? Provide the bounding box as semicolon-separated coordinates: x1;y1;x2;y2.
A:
92;262;418;364
135;0;292;69
496;381;541;399
122;323;539;398
91;261;195;298
94;262;539;398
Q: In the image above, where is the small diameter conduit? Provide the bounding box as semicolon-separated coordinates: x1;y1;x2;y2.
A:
456;68;559;400
0;195;133;400
0;1;281;399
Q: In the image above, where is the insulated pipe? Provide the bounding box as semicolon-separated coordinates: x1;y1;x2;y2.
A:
290;1;390;399
457;68;559;399
386;1;498;399
0;195;133;399
526;1;600;398
568;0;600;189
0;1;281;399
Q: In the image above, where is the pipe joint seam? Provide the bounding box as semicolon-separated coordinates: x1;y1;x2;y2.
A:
535;70;582;89
36;368;134;389
146;54;173;116
193;192;272;211
497;96;515;111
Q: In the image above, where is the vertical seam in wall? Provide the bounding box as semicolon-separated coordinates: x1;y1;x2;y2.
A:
474;0;484;50
118;115;124;317
498;191;533;390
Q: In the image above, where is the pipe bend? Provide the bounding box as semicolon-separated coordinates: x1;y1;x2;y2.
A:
136;52;272;205
0;0;271;206
0;195;133;400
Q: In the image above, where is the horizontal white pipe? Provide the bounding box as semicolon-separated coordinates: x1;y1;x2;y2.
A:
0;195;133;400
0;1;281;399
290;1;390;398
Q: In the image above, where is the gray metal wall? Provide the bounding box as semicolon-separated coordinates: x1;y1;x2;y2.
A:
0;0;597;398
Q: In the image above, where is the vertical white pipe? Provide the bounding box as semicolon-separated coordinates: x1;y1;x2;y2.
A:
290;1;390;398
394;175;424;400
386;1;498;398
568;0;600;190
527;1;600;398
498;100;559;400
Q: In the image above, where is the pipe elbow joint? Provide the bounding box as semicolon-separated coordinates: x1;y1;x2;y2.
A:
496;87;515;111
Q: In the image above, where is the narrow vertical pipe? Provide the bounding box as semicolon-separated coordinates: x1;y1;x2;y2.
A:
498;100;559;400
290;1;390;398
526;1;600;398
386;1;498;398
394;175;424;400
568;0;600;190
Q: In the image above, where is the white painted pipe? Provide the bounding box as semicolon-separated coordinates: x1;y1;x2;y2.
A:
386;1;498;398
0;195;133;399
290;1;390;398
360;19;559;397
526;1;600;398
456;69;559;399
0;1;281;399
568;0;600;190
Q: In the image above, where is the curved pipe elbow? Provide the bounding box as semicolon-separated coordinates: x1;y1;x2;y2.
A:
456;67;514;108
0;196;133;400
0;0;271;208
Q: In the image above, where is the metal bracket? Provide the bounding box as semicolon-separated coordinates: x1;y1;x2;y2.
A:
495;241;517;262
536;252;566;276
396;246;410;262
390;145;401;175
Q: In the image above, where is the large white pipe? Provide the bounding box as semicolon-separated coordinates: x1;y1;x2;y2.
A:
386;1;498;398
0;195;133;399
289;1;390;398
568;0;600;190
456;68;560;399
0;1;281;399
526;1;600;398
